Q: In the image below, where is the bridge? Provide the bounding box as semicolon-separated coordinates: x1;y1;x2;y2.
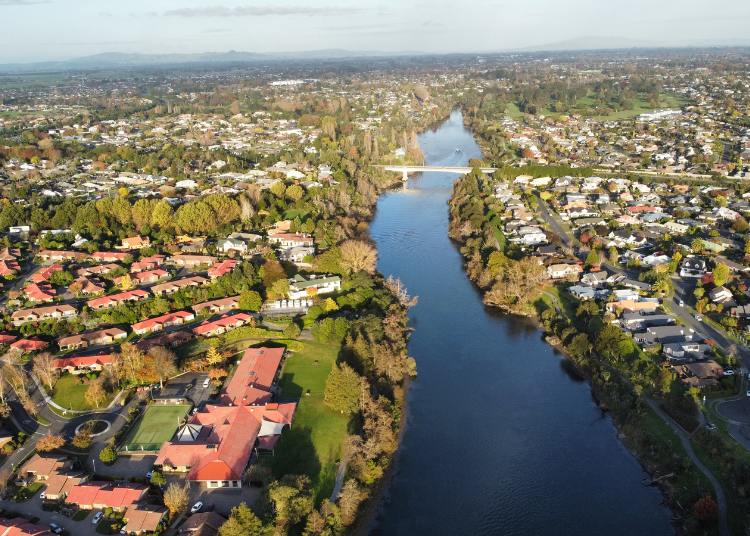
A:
376;165;496;180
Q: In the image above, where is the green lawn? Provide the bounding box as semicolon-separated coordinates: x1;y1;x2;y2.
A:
50;374;115;411
540;284;580;321
121;404;189;452
283;209;308;221
262;340;349;504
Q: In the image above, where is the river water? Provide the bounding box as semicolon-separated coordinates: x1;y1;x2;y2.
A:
367;110;673;536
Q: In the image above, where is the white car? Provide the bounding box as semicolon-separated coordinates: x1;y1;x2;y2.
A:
203;378;211;388
724;369;735;376
39;492;45;500
92;512;103;524
191;502;203;514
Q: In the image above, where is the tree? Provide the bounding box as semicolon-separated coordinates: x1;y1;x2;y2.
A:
267;475;313;525
338;479;365;526
733;216;749;233
205;347;223;365
149;346;176;388
217;503;263;536
238;290;262;311
99;446;117;463
694;287;705;300
712;262;729;287
691;238;704;254
693;495;718;523
150;471;167;487
119;343;145;384
324;363;361;414
230;100;241;115
85;382;106;408
32;352;58;390
49;270;73;287
270;181;287;198
268;278;290;300
36;434;64;452
585;251;599;265
283;322;301;339
72;431;92;449
163;482;190;516
339;240;377;274
119;274;133;289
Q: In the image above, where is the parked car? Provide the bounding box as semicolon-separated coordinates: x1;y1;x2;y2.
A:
191;502;203;514
49;524;63;534
202;378;211;388
694;314;702;321
93;512;103;524
39;492;45;500
724;369;735;376
146;471;153;479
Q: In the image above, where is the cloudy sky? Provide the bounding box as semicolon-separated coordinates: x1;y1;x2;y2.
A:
2;0;750;63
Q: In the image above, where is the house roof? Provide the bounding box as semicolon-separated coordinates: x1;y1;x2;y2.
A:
122;506;166;533
57;328;126;348
182;512;226;534
18;454;69;478
191;296;239;313
65;482;147;508
133;311;194;332
51;353;113;370
192;313;252;336
88;290;149;308
10;337;49;351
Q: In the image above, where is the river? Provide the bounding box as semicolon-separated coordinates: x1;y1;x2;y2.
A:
367;110;674;536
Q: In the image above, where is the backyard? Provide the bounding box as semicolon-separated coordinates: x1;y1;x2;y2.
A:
49;374;115;411
261;340;349;504
121;404;190;452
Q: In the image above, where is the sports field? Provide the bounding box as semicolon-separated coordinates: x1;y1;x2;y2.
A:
121;405;190;452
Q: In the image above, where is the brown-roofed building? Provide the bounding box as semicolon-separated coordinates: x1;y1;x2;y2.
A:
168;255;218;268
135;331;193;353
116;236;151;250
72;276;105;295
57;328;127;351
191;296;240;315
37;250;87;263
43;471;89;500
17;454;73;483
11;305;77;326
151;276;208;296
121;506;167;535
181;512;227;536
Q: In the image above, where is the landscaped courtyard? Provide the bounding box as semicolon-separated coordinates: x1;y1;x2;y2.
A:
121;404;190;452
49;374;115;411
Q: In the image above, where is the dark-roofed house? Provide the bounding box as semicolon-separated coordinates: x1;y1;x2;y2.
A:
57;327;127;351
181;512;227;536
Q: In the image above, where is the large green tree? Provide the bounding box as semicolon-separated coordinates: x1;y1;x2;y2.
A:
324;363;361;414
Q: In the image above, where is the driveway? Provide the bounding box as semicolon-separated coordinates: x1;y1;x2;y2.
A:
154;373;214;407
186;482;261;517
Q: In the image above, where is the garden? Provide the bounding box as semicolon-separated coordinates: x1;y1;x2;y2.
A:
49;373;115;411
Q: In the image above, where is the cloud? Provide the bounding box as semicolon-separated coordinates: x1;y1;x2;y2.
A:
163;5;362;17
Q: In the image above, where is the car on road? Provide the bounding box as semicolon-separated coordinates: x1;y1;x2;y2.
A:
724;369;735;376
678;300;685;307
746;390;750;397
191;502;203;514
146;471;153;479
202;378;210;388
92;512;103;524
49;523;63;534
694;314;703;321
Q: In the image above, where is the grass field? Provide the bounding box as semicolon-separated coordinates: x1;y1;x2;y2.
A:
122;404;189;452
50;374;115;411
262;340;349;504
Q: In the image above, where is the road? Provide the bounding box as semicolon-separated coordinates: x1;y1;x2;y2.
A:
533;193;575;247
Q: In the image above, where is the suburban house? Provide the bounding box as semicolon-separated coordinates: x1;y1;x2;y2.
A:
151;276;208;296
132;311;195;336
267;233;314;248
65;482;148;511
277;245;315;263
581;271;608;287
116;236;151;250
192;312;254;337
11;305;77;326
121;506;168;535
216;238;247;255
57;328;127;351
0;516;57;536
288;274;341;300
0;333;16;346
181;512;227;536
116;269;169;286
74;264;119;277
42;471;89;501
88;290;150;311
192;296;240;315
31;264;63;283
17;454;74;483
708;285;735;305
51;353;113;374
547;264;583;280
677;361;724;389
680;258;707;278
606;299;659;314
155;347;296;488
207;260;237;278
0;259;20;277
37;250;87;263
24;283;56;303
10;337;49;353
131;255;166;272
72;276;105;295
168;255;218;268
92;251;131;263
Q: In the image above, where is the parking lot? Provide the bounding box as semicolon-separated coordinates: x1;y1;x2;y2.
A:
152;372;215;407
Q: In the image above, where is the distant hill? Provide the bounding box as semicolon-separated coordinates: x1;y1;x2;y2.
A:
515;35;750;52
0;49;418;72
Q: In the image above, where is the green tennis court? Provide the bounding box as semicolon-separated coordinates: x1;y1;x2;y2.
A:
121;405;190;452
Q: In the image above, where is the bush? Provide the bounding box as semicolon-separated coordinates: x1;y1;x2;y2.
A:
99;446;117;464
2;443;14;454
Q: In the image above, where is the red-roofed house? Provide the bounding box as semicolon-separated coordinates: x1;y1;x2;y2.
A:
0;260;20;277
65;482;147;511
0;333;17;346
133;311;194;336
87;290;149;311
192;313;253;338
151;276;208;296
51;353;113;374
115;269;169;286
207;260;236;278
130;255;167;273
0;517;57;536
24;283;56;303
116;236;151;250
155;347;294;487
92;251;131;263
10;337;49;353
191;296;240;315
30;265;62;283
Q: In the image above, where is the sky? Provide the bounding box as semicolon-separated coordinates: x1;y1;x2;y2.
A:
2;0;750;63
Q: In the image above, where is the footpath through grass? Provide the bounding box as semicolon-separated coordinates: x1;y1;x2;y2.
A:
49;374;115;411
262;340;349;504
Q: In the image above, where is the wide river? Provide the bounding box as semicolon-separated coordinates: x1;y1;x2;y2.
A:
367;110;674;536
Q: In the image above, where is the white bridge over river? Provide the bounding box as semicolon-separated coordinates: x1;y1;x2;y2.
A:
376;165;497;180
